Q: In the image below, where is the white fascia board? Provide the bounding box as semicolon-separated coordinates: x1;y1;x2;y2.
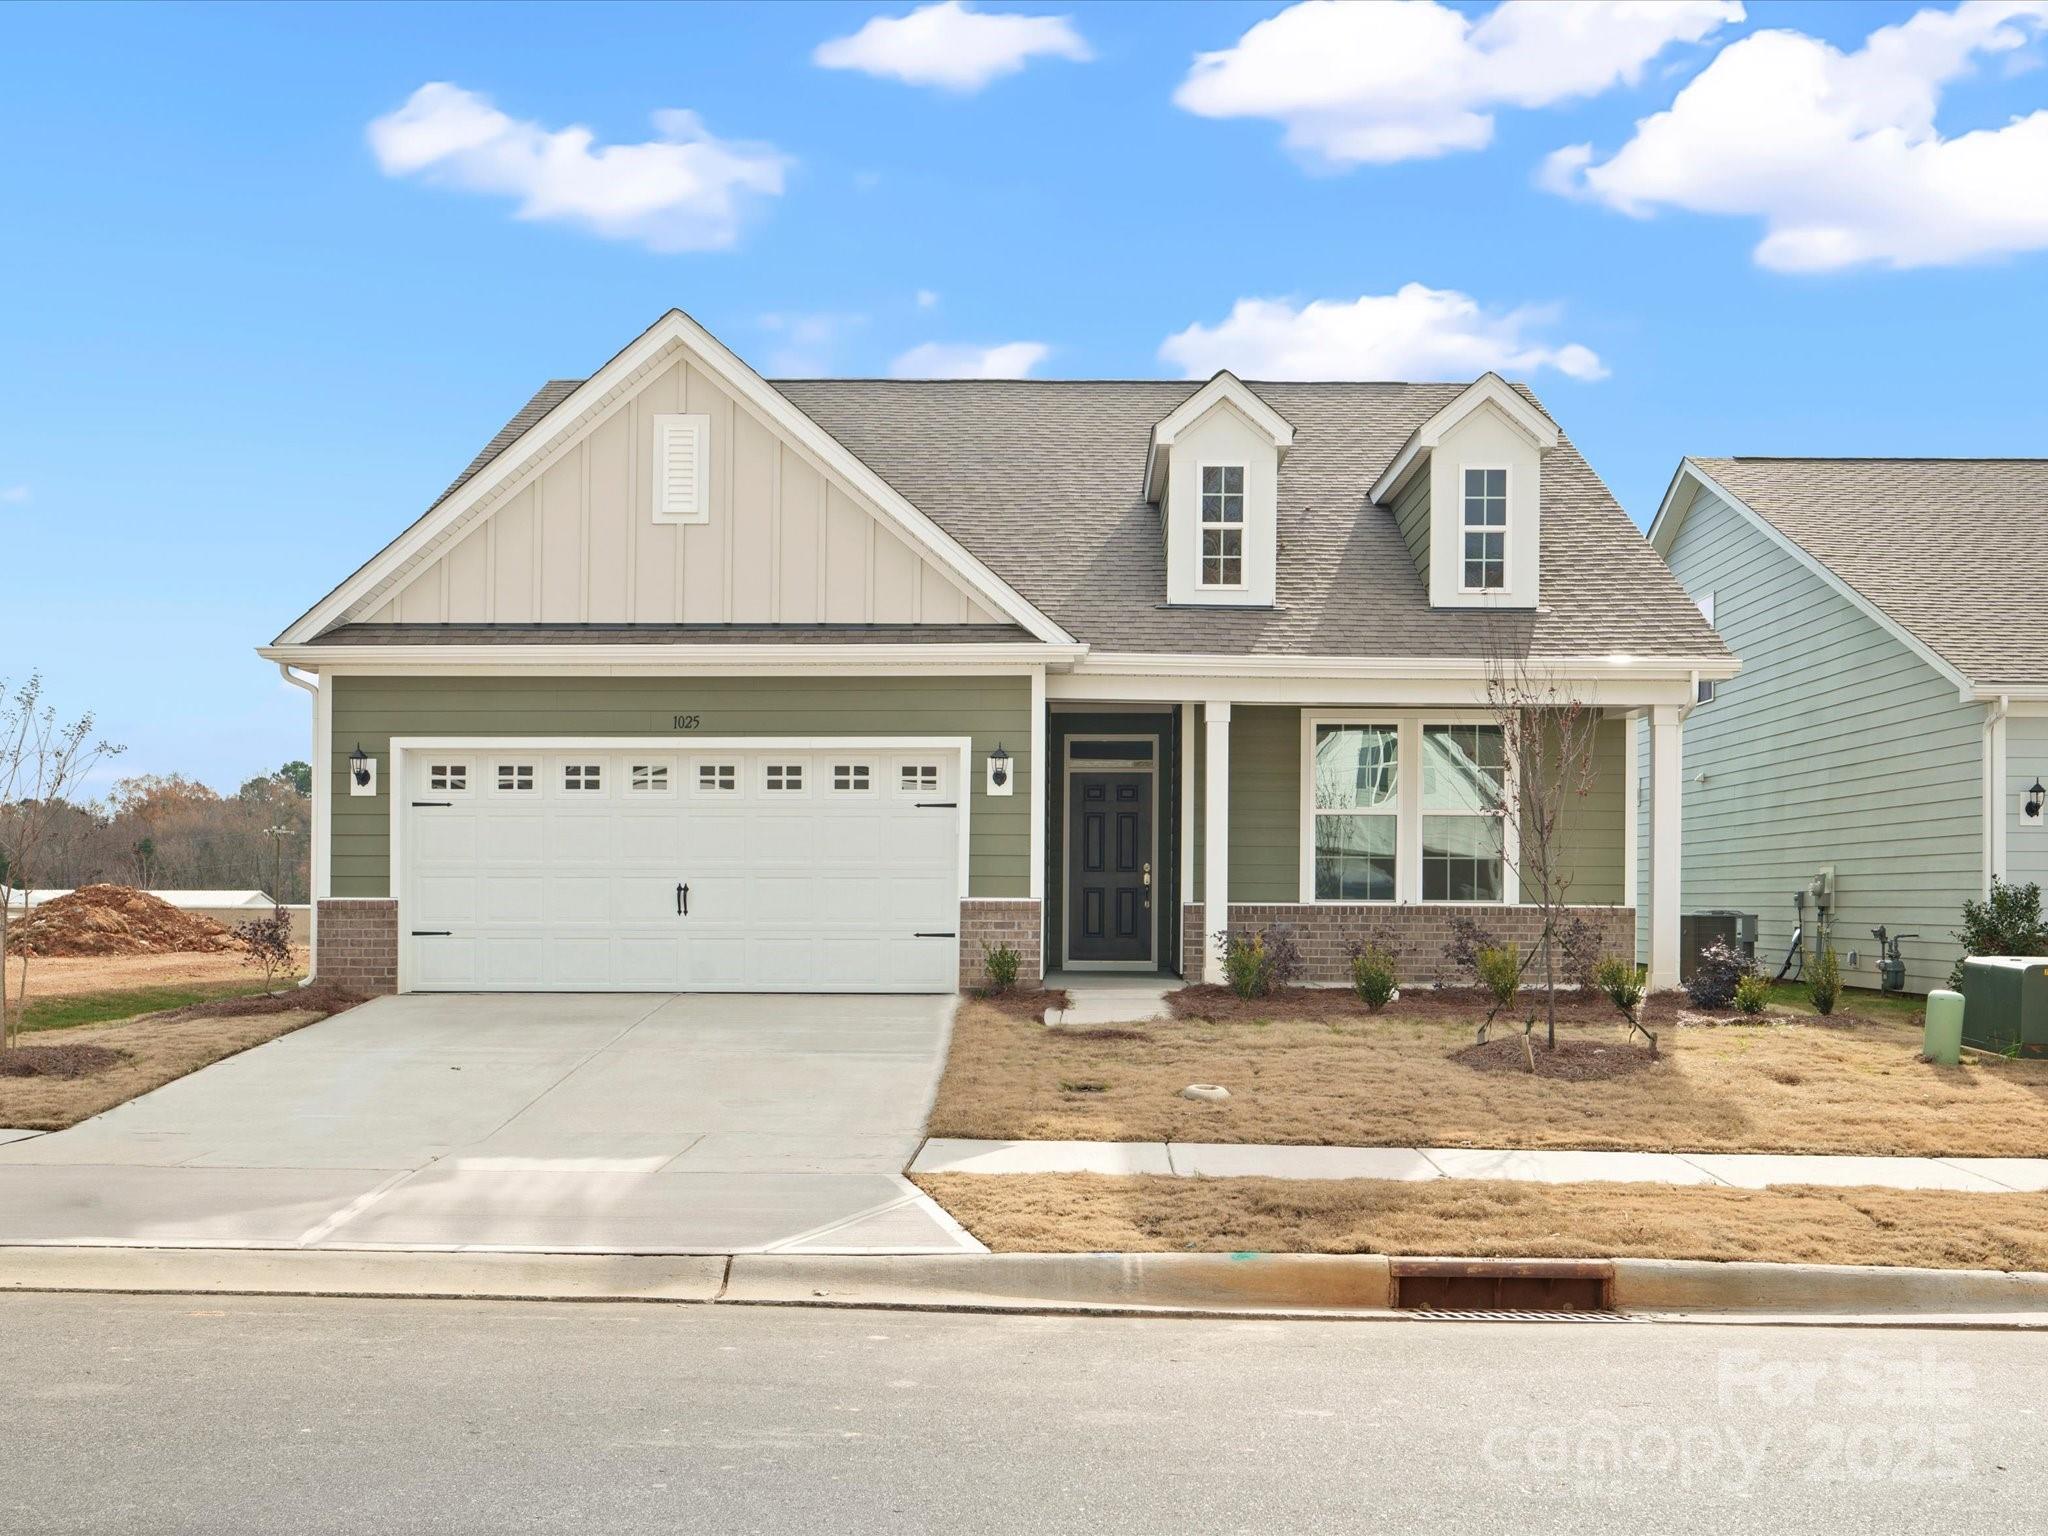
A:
1143;371;1294;503
276;309;1074;648
1667;459;1977;697
1073;650;1737;680
258;642;1084;673
1050;669;1707;709
1368;373;1560;505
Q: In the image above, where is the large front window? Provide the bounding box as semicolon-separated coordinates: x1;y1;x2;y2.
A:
1312;724;1398;900
1462;467;1506;590
1422;723;1506;900
1200;464;1244;587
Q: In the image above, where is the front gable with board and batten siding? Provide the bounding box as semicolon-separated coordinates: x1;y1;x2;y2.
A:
273;309;1068;647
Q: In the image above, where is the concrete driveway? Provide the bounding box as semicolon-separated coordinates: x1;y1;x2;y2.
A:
0;993;980;1255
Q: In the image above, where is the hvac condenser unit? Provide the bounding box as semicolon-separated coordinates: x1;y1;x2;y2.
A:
1959;957;2048;1057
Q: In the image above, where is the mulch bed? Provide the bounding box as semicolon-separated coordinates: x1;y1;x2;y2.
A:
1450;1033;1658;1081
0;1043;128;1079
1169;983;1682;1027
975;987;1072;1019
154;977;367;1024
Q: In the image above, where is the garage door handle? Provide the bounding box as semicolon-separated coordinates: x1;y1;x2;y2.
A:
914;931;956;939
411;801;452;808
915;801;957;809
676;882;689;917
411;930;452;937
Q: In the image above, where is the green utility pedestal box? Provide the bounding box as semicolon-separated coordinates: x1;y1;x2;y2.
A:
1958;957;2048;1057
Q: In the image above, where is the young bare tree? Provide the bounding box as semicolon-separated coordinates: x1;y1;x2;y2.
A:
1481;634;1607;1052
0;675;123;1050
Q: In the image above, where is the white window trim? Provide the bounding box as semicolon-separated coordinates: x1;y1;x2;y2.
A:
1298;710;1520;905
1196;460;1247;591
1458;464;1510;595
627;758;675;795
829;760;877;795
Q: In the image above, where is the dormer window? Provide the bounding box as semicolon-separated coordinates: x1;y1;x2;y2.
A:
1461;468;1507;591
1200;465;1245;587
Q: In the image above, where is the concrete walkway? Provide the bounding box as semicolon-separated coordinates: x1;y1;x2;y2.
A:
0;994;983;1256
911;1137;2048;1193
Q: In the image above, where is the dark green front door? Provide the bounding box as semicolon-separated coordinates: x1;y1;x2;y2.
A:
1067;771;1153;964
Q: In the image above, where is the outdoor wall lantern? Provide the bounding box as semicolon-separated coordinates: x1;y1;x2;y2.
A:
2026;777;2045;825
349;743;377;797
986;742;1013;797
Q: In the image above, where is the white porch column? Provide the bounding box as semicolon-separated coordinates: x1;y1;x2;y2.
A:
1203;701;1232;985
1648;704;1684;991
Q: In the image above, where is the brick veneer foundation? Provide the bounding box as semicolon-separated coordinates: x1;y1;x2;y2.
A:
1181;901;1635;986
959;898;1044;991
315;898;399;995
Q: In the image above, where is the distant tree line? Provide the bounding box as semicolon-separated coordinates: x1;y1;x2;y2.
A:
1;762;312;904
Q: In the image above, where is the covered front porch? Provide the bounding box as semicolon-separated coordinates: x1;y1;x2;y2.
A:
1035;685;1690;992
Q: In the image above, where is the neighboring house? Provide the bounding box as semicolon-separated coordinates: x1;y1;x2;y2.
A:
1648;458;2048;994
258;309;1730;997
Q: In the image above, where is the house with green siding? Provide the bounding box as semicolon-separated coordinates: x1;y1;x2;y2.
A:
1647;458;2048;993
258;309;1730;997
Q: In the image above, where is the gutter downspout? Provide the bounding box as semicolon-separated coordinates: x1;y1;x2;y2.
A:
1986;693;2010;895
278;664;319;984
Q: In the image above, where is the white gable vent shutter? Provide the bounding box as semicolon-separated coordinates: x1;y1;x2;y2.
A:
652;413;710;523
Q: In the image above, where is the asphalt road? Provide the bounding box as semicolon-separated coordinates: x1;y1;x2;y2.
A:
3;1294;2042;1534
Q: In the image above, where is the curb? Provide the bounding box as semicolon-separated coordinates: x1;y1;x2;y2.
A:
4;1247;2045;1325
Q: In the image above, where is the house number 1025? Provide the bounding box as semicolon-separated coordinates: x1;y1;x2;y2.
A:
672;714;701;731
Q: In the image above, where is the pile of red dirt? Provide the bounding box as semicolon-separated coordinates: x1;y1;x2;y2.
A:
3;885;235;958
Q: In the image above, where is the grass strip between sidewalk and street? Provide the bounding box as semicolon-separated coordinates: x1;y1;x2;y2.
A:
915;1173;2048;1273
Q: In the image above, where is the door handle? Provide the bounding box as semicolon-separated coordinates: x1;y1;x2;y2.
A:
676;882;689;917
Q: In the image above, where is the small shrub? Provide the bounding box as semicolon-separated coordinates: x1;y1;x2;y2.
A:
1685;939;1754;1011
1593;955;1657;1056
981;941;1021;994
1809;945;1842;1016
1949;877;2048;989
234;906;296;990
1475;942;1521;1015
1349;943;1398;1011
1216;924;1305;1000
1436;911;1502;987
1733;973;1770;1016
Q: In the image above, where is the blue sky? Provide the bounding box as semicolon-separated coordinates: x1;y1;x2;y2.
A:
4;0;2045;792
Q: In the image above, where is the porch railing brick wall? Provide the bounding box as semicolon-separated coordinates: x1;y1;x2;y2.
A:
315;898;399;995
960;898;1043;992
1181;902;1635;986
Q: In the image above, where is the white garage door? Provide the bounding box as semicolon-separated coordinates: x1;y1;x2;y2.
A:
398;744;964;993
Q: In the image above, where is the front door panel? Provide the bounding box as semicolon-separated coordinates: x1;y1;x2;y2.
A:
1068;770;1153;964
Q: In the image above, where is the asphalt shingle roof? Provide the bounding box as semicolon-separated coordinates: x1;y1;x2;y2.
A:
431;375;1728;662
1691;457;2048;688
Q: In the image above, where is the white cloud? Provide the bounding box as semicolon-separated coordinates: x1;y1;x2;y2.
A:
890;340;1051;378
0;485;28;505
814;2;1092;93
915;288;940;308
1159;286;1607;382
1544;1;2048;271
1174;0;1740;166
366;83;788;252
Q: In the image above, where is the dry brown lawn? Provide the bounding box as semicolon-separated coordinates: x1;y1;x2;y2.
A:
929;997;2048;1157
5;948;308;999
0;987;348;1131
917;1173;2048;1272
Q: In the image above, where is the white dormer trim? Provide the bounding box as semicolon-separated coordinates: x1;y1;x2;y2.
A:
1144;371;1294;505
1370;372;1558;506
275;308;1074;647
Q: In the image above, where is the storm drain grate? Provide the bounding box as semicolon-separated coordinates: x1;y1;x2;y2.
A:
1406;1308;1645;1323
1388;1257;1617;1313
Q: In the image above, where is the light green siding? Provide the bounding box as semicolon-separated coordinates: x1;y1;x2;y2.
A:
1190;706;1301;903
1392;471;1431;585
1533;715;1627;906
329;673;1032;898
1644;485;1986;993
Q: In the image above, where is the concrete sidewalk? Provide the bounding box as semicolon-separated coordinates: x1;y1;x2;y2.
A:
911;1138;2048;1193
